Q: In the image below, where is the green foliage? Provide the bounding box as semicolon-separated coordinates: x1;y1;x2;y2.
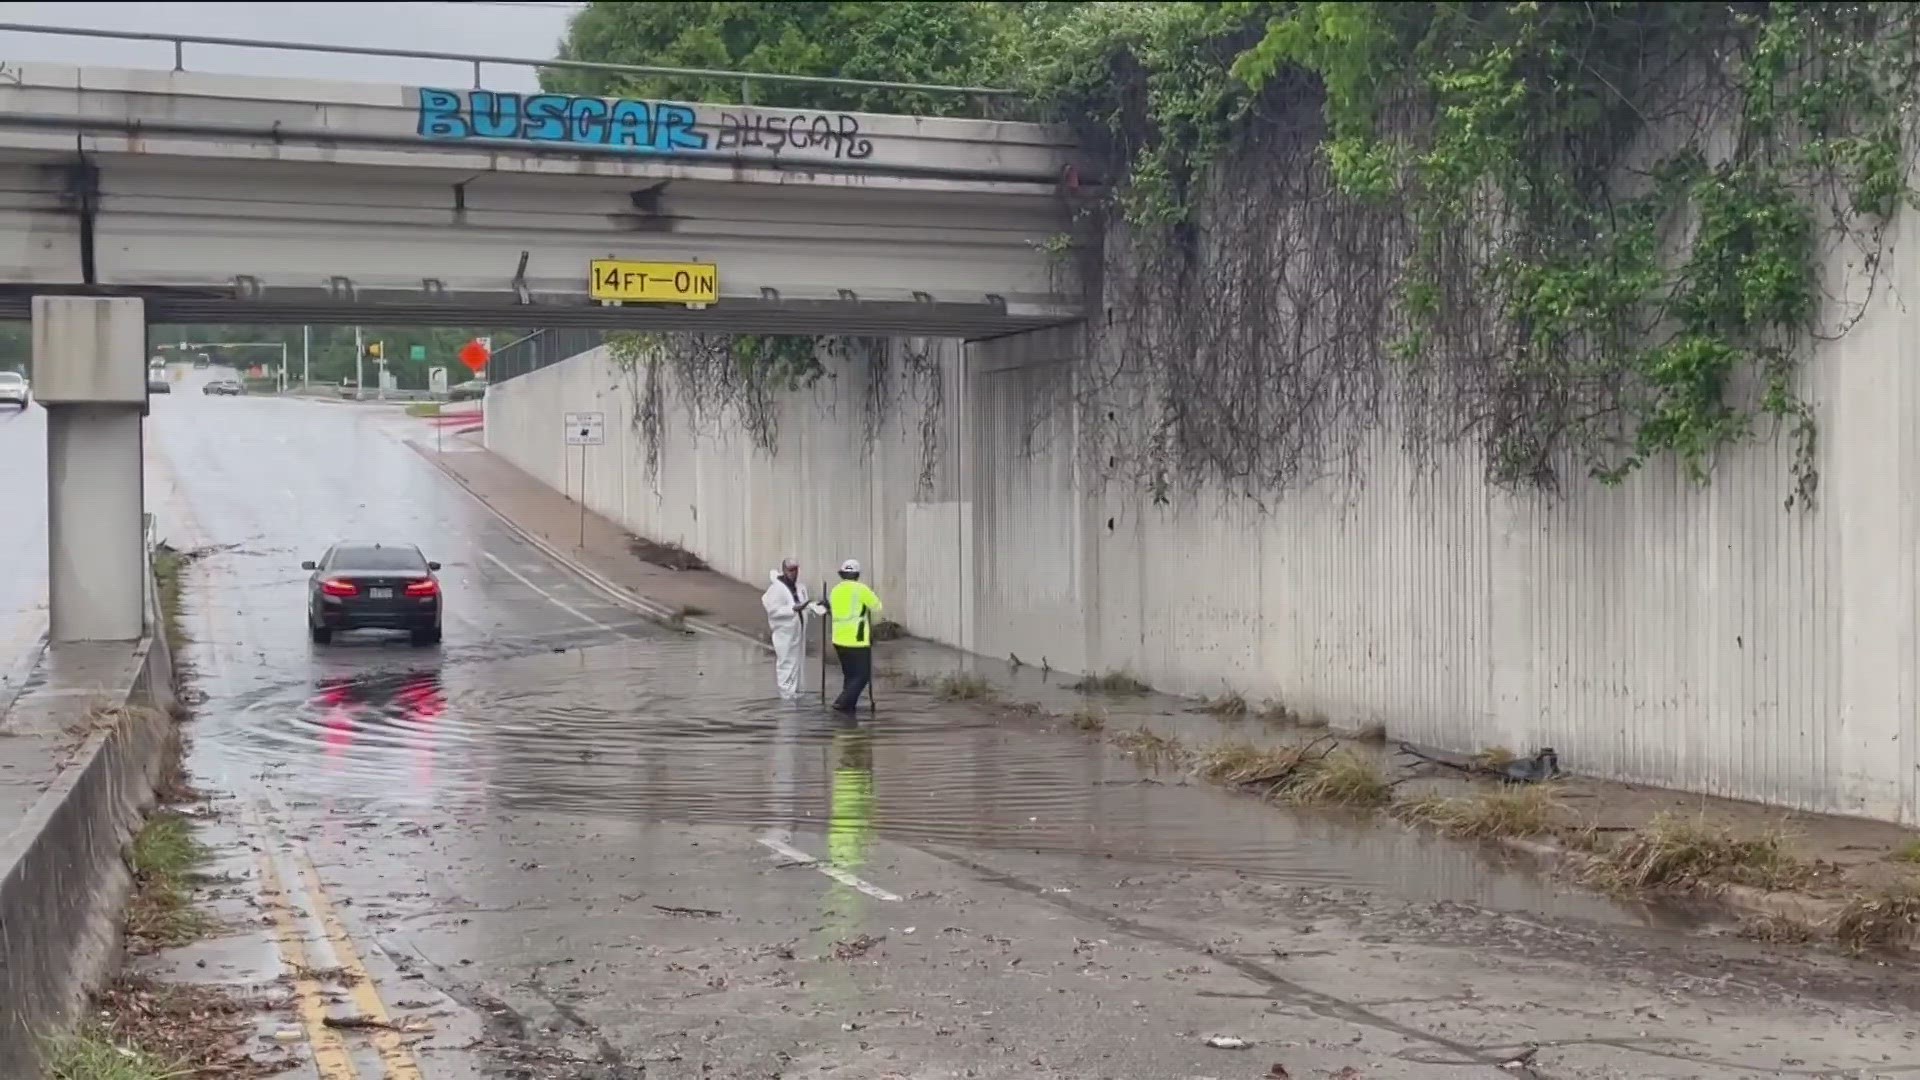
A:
1034;1;1920;504
546;1;1020;114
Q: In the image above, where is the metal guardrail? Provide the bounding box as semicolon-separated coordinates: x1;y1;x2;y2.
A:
489;327;610;385
0;22;1025;114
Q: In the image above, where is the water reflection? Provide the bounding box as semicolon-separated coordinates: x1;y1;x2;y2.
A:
194;633;1694;931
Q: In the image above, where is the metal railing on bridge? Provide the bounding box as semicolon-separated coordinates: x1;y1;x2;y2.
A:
488;328;610;386
0;22;1034;120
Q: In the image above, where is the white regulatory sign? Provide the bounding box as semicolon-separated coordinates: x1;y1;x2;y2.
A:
564;411;605;446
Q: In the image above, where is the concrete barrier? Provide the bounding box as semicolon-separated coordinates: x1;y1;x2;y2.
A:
0;534;179;1075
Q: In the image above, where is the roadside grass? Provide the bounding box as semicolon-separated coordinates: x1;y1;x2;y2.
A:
1473;745;1518;770
1891;838;1920;865
404;402;442;417
1198;690;1249;718
1068;670;1151;695
1579;812;1805;894
152;546;188;650
47;978;284;1080
41;1026;182;1080
933;673;995;702
124;814;212;952
1394;785;1566;839
1282;750;1393;807
1739;912;1816;945
1194;740;1313;785
1069;704;1107;732
1112;726;1185;768
1832;881;1920;953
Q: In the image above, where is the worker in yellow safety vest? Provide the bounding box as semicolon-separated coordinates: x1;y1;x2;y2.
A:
828;558;883;713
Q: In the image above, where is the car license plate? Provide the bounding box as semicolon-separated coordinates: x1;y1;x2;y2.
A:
369;587;393;599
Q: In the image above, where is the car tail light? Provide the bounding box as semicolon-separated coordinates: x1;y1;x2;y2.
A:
405;578;439;597
320;578;358;597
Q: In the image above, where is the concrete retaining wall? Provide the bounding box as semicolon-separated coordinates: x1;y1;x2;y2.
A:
0;541;178;1075
486;265;1920;824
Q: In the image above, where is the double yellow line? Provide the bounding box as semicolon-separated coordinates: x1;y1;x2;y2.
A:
251;826;425;1079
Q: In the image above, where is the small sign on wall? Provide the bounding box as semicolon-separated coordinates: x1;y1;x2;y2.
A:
564;411;605;446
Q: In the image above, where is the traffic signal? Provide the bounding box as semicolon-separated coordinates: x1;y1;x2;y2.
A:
365;341;383;360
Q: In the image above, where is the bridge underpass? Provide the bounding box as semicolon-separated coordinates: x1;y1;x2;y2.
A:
0;27;1087;644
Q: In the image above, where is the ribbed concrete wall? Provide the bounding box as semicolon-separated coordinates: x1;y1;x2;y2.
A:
489;230;1920;822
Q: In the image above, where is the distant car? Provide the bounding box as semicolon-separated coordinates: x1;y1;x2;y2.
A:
303;542;443;646
203;379;244;396
147;373;171;394
447;378;487;402
193;355;210;369
0;371;28;409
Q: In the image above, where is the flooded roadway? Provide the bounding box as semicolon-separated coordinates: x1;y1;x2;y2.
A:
136;375;1920;1078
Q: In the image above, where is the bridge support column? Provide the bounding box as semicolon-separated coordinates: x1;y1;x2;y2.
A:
33;296;148;643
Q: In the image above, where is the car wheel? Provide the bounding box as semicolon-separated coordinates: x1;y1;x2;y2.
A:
310;624;332;645
410;626;442;647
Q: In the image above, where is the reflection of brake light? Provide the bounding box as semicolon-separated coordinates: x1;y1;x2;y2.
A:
321;579;358;597
405;579;439;597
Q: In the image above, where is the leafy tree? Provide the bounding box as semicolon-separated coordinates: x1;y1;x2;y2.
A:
545;1;1025;115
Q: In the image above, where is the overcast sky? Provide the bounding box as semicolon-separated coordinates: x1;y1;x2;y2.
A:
0;1;584;90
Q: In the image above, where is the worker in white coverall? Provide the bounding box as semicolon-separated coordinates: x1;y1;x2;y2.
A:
761;557;821;699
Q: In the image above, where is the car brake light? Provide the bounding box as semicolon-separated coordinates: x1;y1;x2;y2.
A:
405;578;439;597
320;578;358;597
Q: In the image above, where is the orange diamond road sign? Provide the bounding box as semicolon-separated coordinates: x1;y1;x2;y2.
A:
458;339;490;373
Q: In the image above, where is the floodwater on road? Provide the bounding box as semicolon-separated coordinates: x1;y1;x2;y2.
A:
124;373;1920;1079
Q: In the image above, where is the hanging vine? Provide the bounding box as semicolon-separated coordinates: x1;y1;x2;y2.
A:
606;331;949;496
1027;1;1920;509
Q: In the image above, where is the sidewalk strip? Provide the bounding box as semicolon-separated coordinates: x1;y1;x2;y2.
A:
758;835;902;902
296;851;426;1080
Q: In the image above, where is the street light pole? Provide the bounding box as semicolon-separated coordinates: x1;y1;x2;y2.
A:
354;325;364;401
301;324;310;391
279;341;288;393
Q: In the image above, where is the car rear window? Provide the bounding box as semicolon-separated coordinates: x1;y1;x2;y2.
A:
331;546;428;571
0;372;24;383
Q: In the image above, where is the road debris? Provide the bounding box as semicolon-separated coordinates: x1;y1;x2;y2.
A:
1204;1035;1250;1049
653;903;723;918
833;934;886;959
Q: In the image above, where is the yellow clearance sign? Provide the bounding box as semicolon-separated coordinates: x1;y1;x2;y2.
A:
589;260;719;304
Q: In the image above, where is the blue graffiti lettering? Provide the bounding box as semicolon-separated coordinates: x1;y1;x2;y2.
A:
415;88;714;154
468;91;521;139
417;88;468;139
608;100;652;147
523;94;568;142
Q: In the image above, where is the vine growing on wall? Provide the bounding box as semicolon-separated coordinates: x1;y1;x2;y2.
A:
1026;1;1920;508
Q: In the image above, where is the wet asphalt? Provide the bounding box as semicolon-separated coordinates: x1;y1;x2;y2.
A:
84;371;1920;1077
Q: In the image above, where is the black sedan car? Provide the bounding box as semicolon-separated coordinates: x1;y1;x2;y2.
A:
303;543;443;646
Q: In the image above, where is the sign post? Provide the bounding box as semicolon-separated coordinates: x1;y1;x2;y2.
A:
564;411;605;548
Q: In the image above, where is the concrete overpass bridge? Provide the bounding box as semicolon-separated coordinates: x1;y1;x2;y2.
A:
0;23;1085;647
0;23;1083;337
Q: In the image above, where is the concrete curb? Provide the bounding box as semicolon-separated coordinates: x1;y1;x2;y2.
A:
412;442;773;654
0;546;179;1075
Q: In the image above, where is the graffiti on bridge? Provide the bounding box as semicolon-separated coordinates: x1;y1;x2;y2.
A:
417;89;874;160
417;89;706;153
715;111;873;160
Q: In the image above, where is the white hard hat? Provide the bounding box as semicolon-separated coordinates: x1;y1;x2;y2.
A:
840;558;861;575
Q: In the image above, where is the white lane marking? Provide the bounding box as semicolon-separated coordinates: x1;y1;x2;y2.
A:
479;550;622;637
757;835;902;902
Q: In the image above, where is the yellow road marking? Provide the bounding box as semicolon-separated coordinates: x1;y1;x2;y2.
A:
254;847;359;1079
297;850;427;1080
